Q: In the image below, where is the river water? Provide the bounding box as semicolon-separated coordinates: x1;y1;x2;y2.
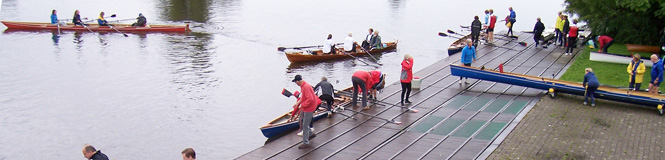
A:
0;0;565;159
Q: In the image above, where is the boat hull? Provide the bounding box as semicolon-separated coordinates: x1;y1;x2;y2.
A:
260;111;329;138
284;42;397;63
450;64;665;108
1;21;190;33
589;51;653;67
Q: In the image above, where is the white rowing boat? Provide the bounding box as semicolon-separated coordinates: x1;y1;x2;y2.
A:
589;51;653;67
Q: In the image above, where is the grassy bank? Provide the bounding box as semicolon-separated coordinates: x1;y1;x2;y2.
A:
559;44;665;91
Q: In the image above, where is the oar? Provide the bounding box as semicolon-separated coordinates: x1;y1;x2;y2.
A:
108;25;128;37
346;52;378;67
344;108;402;125
447;29;466;37
359;46;382;65
85;14;117;23
278;45;322;52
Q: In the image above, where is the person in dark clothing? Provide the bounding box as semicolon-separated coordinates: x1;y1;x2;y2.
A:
132;13;147;27
313;76;335;116
471;16;482;47
583;68;600;107
533;17;545;47
72;10;85;26
561;15;569;48
361;28;374;50
82;145;109;160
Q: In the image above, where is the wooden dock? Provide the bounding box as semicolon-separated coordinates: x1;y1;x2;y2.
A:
238;32;580;159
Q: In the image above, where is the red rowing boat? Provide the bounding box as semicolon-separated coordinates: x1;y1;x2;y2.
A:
1;21;191;33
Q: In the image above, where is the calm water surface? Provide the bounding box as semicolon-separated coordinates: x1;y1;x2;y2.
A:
0;0;564;159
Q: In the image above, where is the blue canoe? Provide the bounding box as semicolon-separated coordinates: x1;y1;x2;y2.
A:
450;64;664;114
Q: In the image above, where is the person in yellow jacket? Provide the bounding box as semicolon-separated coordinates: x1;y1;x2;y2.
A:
555;12;564;46
627;54;646;91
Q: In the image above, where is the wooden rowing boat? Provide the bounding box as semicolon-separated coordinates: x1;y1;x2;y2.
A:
626;44;660;54
450;64;664;115
1;21;191;33
447;33;487;56
259;87;353;138
589;51;654;67
284;42;397;63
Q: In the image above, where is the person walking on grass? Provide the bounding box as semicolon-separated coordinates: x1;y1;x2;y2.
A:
533;17;545;47
649;54;664;96
565;19;579;55
460;39;476;84
583;68;600;107
628;54;646;91
292;75;317;149
400;54;414;106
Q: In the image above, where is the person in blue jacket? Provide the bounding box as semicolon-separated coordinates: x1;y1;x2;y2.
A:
583;68;600;107
649;54;664;95
50;10;59;24
460;39;476;84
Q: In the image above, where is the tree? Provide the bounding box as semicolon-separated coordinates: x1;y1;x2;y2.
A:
565;0;665;45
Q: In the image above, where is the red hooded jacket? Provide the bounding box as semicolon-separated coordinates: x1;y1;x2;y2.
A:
401;58;414;83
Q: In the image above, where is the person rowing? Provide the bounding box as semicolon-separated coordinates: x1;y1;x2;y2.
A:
72;10;85;26
98;11;110;26
50;9;66;25
131;13;147;27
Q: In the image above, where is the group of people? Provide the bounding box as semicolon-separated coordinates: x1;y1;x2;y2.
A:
289;53;414;149
471;7;516;45
79;145;196;160
318;28;383;55
49;9;147;27
531;11;580;55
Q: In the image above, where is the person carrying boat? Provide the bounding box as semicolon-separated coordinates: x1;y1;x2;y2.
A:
82;144;110;160
352;70;374;110
292;75;317;149
533;18;545;47
362;28;374;50
565;19;579;55
370;31;383;49
314;76;335;117
506;7;516;36
181;148;196;160
627;54;646;91
596;35;614;53
471;16;482;47
487;9;497;44
72;10;85;26
649;54;664;95
131;13;147;27
400;54;414;106
322;34;336;55
583;68;600;107
98;12;109;26
459;39;476;84
343;32;358;53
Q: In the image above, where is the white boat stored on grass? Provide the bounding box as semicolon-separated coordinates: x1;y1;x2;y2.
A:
589;51;653;67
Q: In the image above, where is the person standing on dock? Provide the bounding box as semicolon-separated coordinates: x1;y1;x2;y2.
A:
533;17;545;47
488;9;497;44
344;32;358;53
565;19;579;55
314;76;335;116
484;10;490;27
627;54;646;91
81;144;109;160
362;28;374;50
649;54;663;95
400;54;414;106
555;12;564;46
471;16;482;47
597;35;614;53
292;75;317;149
181;148;196;160
460;39;476;84
322;34;336;55
507;7;516;36
561;15;570;49
352;71;374;110
583;68;600;107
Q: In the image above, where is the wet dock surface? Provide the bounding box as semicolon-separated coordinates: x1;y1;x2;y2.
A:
237;31;579;159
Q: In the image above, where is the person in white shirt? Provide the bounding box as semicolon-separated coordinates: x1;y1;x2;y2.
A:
322;34;336;55
362;28;374;50
344;32;358;53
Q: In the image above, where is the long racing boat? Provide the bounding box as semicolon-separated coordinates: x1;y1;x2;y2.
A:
1;21;191;33
284;42;397;63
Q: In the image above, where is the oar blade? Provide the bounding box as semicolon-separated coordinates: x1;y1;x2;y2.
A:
447;29;456;34
282;88;293;97
518;42;527;46
110;14;117;18
438;32;448;37
277;47;287;51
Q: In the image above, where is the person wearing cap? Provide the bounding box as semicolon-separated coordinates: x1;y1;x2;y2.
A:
352;70;374;110
292;75;317;149
132;13;147;27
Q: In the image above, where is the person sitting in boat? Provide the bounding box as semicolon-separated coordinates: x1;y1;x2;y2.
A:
131;13;147;27
583;68;600;107
50;9;66;26
72;10;85;26
649;54;664;95
627;54;646;91
362;28;374;50
596;35;614;53
322;34;336;55
98;12;109;26
344;32;358;53
370;31;382;50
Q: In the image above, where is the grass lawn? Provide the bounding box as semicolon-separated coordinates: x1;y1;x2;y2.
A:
559;44;665;92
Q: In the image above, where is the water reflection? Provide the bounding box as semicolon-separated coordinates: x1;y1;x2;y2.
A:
158;0;212;23
51;32;60;45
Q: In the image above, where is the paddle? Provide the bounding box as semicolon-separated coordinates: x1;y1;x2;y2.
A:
346;53;379;67
278;45;322;52
359;46;383;65
108;25;128;37
447;29;466;37
282;88;294;97
85;14;117;23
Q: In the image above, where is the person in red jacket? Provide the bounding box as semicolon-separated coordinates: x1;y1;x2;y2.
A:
565;20;579;55
368;70;385;100
352;70;374;110
400;54;414;106
597;35;614;53
488;9;497;44
292;75;317;149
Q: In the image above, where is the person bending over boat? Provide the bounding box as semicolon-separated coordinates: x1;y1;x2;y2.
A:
82;144;110;160
343;32;358;53
369;70;385;100
98;12;109;26
583;68;600;107
400;54;414;106
649;54;664;95
314;76;335;116
181;148;196;160
72;10;85;26
471;16;482;47
362;28;374;50
370;31;383;50
459;39;476;84
322;34;336;55
132;13;147;27
292;75;317;149
565;19;579;56
597;35;614;53
533;18;545;47
352;70;374;110
628;54;646;91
